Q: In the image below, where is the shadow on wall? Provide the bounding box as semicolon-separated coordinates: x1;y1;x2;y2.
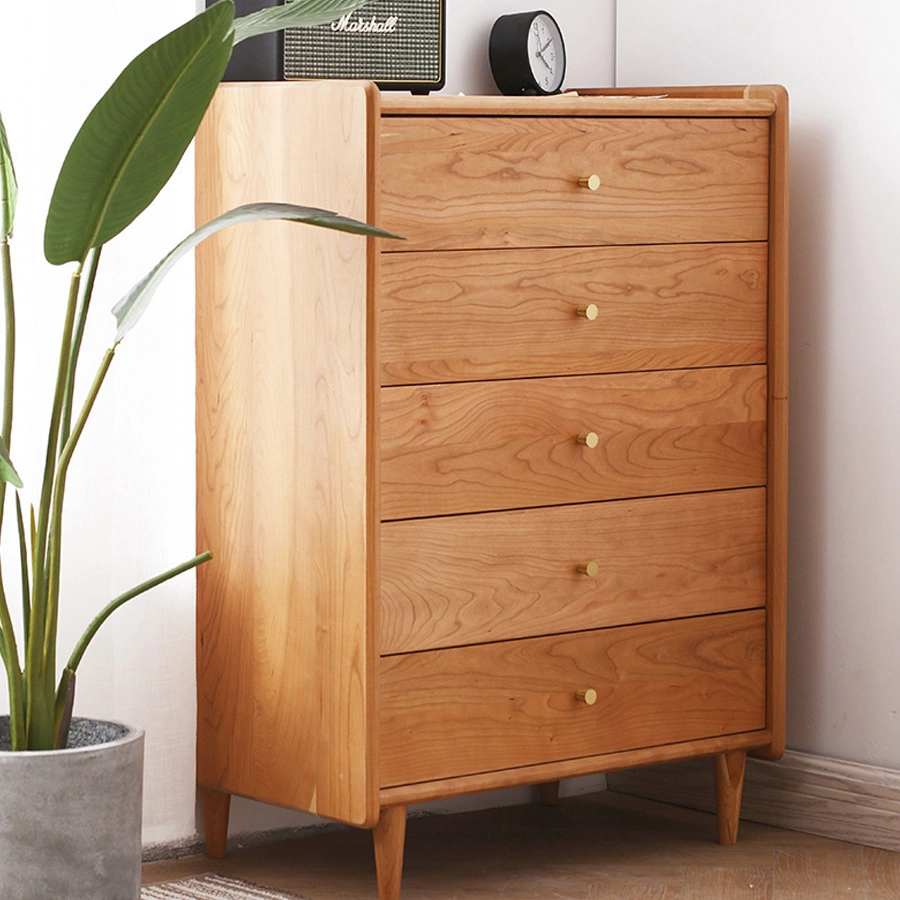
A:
784;121;834;753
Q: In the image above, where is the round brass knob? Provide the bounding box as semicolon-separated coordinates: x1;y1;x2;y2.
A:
578;561;600;577
576;304;599;321
578;174;602;191
576;688;598;706
576;431;599;449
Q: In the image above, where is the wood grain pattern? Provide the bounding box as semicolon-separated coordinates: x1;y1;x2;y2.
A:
864;847;900;899
200;788;230;860
681;867;771;899
381;92;777;117
380;116;770;251
194;84;788;896
373;805;407;900
774;846;867;898
379;611;767;787
715;750;747;845
577;85;787;765
195;81;378;827
381;366;767;520
380;243;768;385
750;84;789;762
379;730;772;808
381;488;766;653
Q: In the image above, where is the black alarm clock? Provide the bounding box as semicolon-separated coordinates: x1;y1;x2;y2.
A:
489;10;566;96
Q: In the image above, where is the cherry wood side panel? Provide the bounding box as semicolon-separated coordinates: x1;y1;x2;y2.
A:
195;82;378;826
381;488;765;654
752;85;790;761
380;611;767;787
379;116;769;251
381;366;767;520
380;242;767;385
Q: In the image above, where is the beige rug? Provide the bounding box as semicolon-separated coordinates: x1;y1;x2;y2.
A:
142;874;312;899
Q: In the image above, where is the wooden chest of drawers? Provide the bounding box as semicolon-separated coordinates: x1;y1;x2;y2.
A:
195;83;788;900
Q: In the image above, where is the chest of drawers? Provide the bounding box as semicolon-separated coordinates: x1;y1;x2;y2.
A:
195;83;788;900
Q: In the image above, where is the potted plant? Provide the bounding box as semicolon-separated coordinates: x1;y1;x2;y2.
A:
0;2;390;897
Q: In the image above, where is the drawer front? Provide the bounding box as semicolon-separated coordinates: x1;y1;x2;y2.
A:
380;610;767;787
381;366;767;520
379;116;770;251
380;243;768;386
381;488;766;654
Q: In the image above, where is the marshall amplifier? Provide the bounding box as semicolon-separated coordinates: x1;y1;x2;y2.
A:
212;0;284;81
283;0;445;94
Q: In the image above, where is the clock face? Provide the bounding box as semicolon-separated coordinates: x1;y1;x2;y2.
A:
527;13;564;94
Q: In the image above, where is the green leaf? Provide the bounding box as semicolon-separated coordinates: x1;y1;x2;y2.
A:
43;2;235;265
234;0;373;44
0;434;22;488
112;201;401;342
0;110;17;240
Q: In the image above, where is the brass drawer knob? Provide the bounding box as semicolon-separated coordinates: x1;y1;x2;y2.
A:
576;688;598;706
578;174;602;191
576;431;599;449
576;304;599;321
578;561;600;577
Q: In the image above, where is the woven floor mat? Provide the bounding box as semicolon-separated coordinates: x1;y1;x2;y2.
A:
142;873;312;900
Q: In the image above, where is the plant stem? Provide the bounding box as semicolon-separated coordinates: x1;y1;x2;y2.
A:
0;236;24;749
26;265;82;748
43;345;116;670
60;246;101;448
15;494;29;642
65;551;212;674
1;238;14;536
31;268;80;598
0;576;25;750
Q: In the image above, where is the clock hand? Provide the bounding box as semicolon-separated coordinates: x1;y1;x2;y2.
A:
534;48;554;71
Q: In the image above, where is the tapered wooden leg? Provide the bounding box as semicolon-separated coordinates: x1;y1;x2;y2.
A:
201;787;231;859
373;804;407;900
539;781;561;806
714;750;746;845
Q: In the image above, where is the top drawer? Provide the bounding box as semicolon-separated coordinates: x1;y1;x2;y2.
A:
380;116;770;251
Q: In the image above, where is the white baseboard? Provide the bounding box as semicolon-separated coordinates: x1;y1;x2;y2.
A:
607;750;900;852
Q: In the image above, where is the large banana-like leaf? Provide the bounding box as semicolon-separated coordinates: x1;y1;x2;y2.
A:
233;0;373;43
0;111;16;240
112;202;401;341
0;434;22;488
43;3;234;266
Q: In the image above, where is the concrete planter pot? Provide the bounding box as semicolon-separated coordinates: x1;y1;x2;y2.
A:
0;716;144;900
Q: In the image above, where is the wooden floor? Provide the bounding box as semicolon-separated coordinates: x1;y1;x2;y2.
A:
143;791;900;898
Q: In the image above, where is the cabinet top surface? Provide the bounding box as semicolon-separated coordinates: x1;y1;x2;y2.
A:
213;81;782;118
379;91;778;118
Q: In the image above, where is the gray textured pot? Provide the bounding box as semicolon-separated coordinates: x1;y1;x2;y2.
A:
0;716;144;900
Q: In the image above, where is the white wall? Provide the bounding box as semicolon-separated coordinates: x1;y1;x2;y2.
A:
617;1;900;769
1;0;615;847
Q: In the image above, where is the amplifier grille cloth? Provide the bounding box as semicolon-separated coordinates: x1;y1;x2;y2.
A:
284;0;442;82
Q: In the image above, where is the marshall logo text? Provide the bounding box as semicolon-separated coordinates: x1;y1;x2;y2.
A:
331;14;400;34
